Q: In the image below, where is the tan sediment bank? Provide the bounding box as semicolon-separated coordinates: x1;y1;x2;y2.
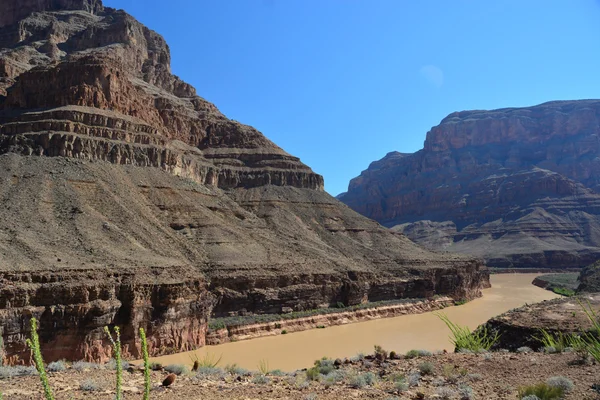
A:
149;273;558;371
206;296;456;345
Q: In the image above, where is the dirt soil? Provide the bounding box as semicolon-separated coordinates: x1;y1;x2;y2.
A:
2;352;599;399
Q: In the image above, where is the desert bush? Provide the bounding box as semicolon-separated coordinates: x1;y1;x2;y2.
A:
516;346;533;354
72;361;101;372
190;352;222;369
165;364;189;375
569;299;600;362
304;394;318;400
405;349;431;359
322;370;345;387
225;364;249;376
350;352;365;362
437;386;457;399
257;359;270;375
467;373;483;382
348;373;367;388
518;382;564;400
195;366;224;379
252;374;270;384
374;344;388;360
47;361;67;373
79;379;100;391
535;329;570;353
388;373;408;391
270;369;285;376
458;384;474;400
521;396;541;400
408;372;421;387
436;313;499;352
418;362;435;375
0;365;38;378
389;350;398;359
27;318;54;400
546;376;574;393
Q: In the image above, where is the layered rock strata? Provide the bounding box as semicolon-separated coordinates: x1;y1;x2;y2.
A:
339;100;600;269
0;0;488;362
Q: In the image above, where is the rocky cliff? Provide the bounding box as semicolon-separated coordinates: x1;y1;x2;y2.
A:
339;100;600;269
578;261;600;293
0;0;488;362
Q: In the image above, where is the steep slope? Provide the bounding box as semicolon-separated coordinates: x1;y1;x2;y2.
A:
339;100;600;269
0;0;488;362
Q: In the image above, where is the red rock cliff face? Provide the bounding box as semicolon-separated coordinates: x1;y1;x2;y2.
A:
0;0;488;362
339;100;600;269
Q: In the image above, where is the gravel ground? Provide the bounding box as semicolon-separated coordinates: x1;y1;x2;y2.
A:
1;352;599;399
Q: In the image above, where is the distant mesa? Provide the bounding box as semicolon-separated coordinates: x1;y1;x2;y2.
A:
339;99;600;269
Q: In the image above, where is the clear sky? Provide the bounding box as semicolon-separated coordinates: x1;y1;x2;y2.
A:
104;0;600;196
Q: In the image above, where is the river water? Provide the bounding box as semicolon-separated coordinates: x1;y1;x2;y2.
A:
151;273;559;371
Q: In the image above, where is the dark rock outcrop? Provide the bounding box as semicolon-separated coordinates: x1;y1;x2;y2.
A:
0;0;488;362
578;261;600;293
483;293;600;351
339;101;600;269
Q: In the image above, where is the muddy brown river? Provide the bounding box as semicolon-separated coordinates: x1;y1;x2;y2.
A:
151;273;559;371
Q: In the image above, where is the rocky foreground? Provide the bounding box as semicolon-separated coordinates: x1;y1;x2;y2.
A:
0;0;488;364
1;351;599;399
338;100;600;269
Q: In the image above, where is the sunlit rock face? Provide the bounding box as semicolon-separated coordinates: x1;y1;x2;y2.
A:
339;100;600;269
0;0;488;362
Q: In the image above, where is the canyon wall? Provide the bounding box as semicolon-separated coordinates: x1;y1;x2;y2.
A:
0;0;488;362
339;100;600;269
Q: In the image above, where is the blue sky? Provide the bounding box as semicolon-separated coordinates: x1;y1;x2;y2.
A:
104;0;600;196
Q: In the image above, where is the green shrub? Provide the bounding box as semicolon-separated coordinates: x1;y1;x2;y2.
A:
0;365;37;378
225;364;249;376
418;362;435;375
407;372;421;387
281;330;288;334
106;359;129;370
47;361;67;372
270;369;286;376
26;318;54;400
437;387;456;399
535;329;570;352
257;359;270;375
322;370;345;387
458;384;474;400
374;345;388;360
518;382;564;400
552;287;575;297
79;379;101;391
252;374;270;384
546;376;574;393
306;367;320;381
349;374;367;388
72;361;101;371
164;364;189;375
195;366;224;379
436;313;499;352
190;353;222;368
